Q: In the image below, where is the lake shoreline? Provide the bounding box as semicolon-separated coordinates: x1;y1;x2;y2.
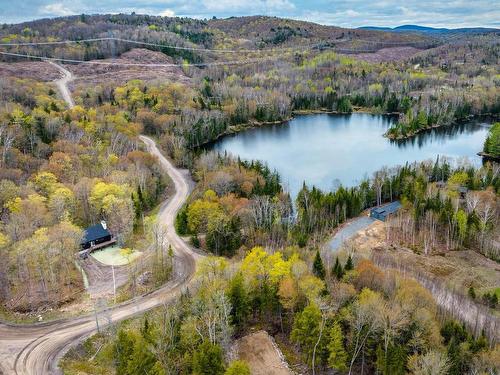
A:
206;112;489;197
385;113;498;141
201;107;398;147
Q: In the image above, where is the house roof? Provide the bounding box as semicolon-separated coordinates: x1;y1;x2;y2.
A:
371;201;402;216
82;222;111;244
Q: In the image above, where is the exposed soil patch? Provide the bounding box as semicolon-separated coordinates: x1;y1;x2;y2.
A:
234;330;293;375
79;255;130;299
0;61;61;81
66;48;191;88
350;46;422;62
0;48;191;90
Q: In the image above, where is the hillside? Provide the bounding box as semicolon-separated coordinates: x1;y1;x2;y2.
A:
0;14;439;64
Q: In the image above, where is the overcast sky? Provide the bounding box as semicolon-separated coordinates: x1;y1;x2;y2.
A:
1;0;499;28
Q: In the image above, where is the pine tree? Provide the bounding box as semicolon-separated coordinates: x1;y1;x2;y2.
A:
228;273;250;329
192;341;225;375
114;330;134;375
332;257;344;280
313;250;326;279
327;322;347;372
291;303;327;366
345;254;354;271
126;335;157;375
376;344;406;375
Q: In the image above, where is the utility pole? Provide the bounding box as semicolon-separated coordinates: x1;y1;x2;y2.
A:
112;265;116;304
93;299;100;333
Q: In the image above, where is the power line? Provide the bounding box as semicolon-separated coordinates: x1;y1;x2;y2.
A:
0;37;111;46
0;35;439;52
0;36;314;53
0;50;286;68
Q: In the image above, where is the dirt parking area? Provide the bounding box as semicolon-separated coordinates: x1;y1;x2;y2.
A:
234;331;292;375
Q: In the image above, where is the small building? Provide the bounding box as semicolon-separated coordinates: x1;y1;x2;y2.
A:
370;201;402;221
81;221;115;250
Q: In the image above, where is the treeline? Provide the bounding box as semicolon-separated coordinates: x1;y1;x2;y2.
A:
61;249;499;375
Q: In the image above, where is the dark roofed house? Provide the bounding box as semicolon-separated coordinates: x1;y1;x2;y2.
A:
81;221;115;250
370;201;402;221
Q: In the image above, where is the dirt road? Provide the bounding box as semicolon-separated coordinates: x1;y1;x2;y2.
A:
0;136;201;374
47;62;75;108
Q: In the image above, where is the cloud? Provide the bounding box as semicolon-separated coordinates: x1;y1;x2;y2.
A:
40;3;76;16
293;1;500;28
201;0;295;13
159;8;175;17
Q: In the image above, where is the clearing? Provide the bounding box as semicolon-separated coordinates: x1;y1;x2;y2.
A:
234;330;292;375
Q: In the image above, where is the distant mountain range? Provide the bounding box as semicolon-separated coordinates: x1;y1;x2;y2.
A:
359;25;498;34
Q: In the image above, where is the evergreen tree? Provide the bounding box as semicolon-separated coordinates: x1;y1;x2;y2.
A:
447;338;467;375
114;330;135;375
376;344;407;375
126;335;157;375
327;322;348;372
175;205;189;235
291;303;327;366
192;341;225;375
313;250;326;279
227;273;250;329
345;254;354;271
332;257;344;280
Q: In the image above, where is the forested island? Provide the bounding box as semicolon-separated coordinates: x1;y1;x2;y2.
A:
0;13;498;375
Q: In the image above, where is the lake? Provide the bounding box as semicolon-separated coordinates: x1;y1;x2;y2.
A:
208;113;490;197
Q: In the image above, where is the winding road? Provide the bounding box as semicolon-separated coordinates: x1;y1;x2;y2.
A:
47;61;75;109
0;64;202;374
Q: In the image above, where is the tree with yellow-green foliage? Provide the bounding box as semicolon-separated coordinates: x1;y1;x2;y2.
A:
291;302;329;368
328;321;348;372
225;360;250;375
187;190;223;234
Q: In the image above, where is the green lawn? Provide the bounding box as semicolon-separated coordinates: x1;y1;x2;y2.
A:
90;246;142;266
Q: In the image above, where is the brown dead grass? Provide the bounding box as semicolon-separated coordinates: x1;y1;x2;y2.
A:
0;48;191;88
0;61;61;81
350;47;422;63
235;330;292;375
67;48;191;89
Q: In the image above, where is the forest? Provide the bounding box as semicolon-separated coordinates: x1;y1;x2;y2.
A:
61;248;499;375
0;13;498;375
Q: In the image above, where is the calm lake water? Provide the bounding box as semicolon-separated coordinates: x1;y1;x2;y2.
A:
209;113;490;197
